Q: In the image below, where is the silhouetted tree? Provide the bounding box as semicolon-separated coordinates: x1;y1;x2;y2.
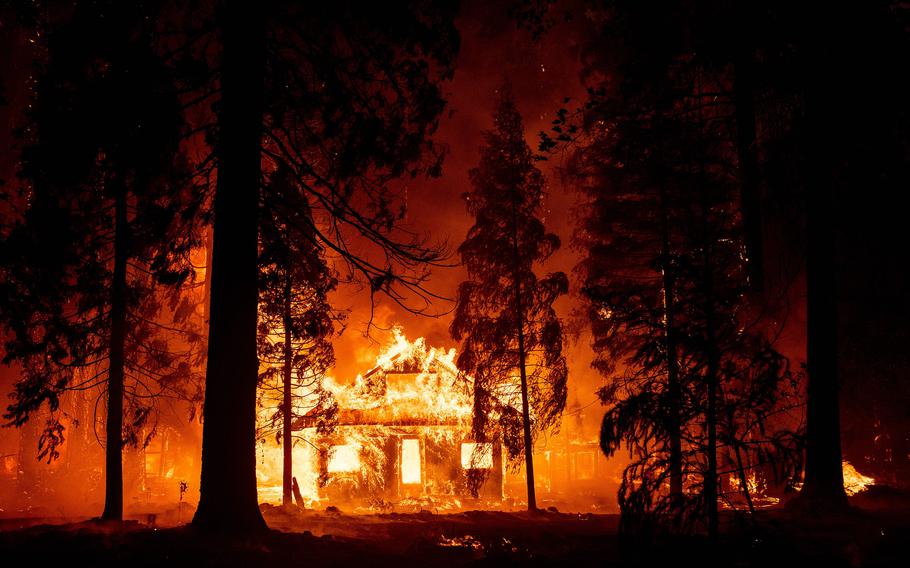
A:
549;3;804;535
785;2;908;511
568;100;801;535
0;2;203;522
193;1;459;532
257;166;339;507
451;87;568;511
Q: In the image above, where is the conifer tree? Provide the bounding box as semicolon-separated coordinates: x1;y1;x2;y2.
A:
451;87;568;511
257;166;339;507
192;1;459;531
0;2;203;522
563;43;802;537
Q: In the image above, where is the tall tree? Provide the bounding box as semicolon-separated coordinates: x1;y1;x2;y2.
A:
451;87;568;511
567;96;801;534
550;4;805;534
192;0;268;532
257;167;339;507
193;0;459;531
0;1;202;522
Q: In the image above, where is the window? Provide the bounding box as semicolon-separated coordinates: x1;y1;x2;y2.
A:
327;444;360;473
145;436;164;477
461;442;493;469
575;451;595;481
401;438;421;484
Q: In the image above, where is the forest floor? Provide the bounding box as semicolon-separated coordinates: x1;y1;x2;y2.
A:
1;489;909;567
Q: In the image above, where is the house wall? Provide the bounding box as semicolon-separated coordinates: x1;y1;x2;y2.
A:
317;425;503;508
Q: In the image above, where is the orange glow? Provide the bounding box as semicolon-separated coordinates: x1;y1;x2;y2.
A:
327;444;360;473
842;460;874;496
253;328;613;512
401;439;421;484
461;442;493;469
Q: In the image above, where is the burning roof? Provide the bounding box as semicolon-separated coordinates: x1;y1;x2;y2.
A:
296;330;474;428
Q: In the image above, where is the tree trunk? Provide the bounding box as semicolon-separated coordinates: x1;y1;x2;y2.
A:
696;166;719;539
794;28;848;510
192;0;267;533
704;242;719;539
202;226;214;327
516;315;536;511
658;185;683;499
282;273;293;507
733;50;763;292
101;186;128;522
799;138;847;508
511;181;536;511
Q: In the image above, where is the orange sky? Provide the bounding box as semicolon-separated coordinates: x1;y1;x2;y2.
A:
326;1;603;427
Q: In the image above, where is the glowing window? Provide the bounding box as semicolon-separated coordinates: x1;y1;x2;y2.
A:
401;439;421;484
145;453;162;476
327;444;360;473
461;443;493;470
576;451;595;480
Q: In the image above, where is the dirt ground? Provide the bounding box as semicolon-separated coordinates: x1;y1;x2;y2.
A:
1;492;909;567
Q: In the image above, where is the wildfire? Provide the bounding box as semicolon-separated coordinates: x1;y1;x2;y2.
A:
323;330;472;423
255;329;476;509
327;444;361;473
842;460;874;496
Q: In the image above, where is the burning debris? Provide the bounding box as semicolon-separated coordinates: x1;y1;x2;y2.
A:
842;461;875;496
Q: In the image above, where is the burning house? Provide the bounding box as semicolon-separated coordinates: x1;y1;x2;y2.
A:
256;331;505;511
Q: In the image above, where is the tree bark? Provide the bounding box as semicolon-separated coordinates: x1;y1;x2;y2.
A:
192;0;267;533
516;310;537;511
202;226;214;327
733;50;763;292
658;185;683;499
794;21;848;509
101;185;128;522
282;273;293;507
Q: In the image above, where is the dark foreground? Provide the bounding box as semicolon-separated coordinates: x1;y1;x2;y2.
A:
1;492;909;567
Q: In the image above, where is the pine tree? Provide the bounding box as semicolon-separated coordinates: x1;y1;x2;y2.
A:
257;166;339;507
0;2;203;522
554;7;804;533
192;1;459;532
451;87;568;511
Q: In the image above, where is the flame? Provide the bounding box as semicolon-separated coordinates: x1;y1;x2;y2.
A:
256;328;475;507
327;444;361;473
400;439;421;484
323;329;472;423
842;460;874;496
256;438;322;506
461;442;493;469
